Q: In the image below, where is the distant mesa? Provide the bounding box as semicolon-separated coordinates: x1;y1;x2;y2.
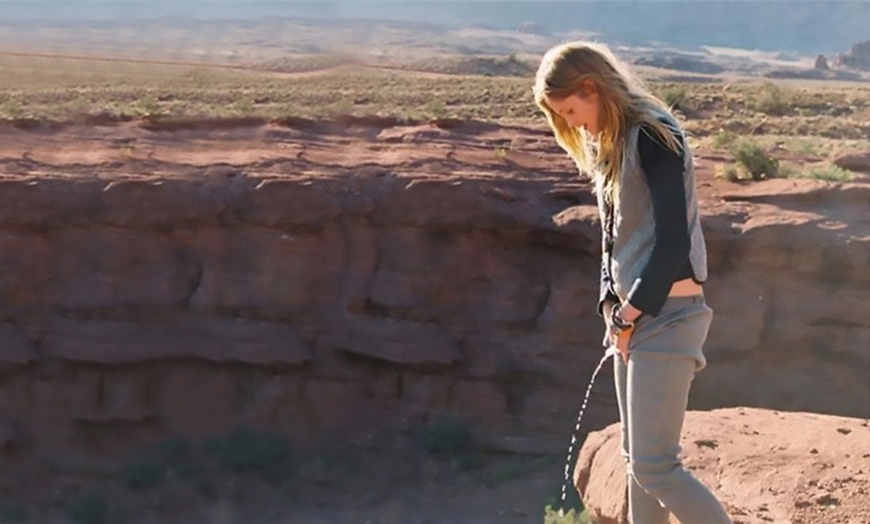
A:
632;53;725;75
837;40;870;70
251;53;535;78
254;54;358;73
765;68;862;82
401;55;535;77
765;41;869;81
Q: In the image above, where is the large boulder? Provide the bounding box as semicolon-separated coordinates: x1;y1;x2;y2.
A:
833;150;870;173
575;407;870;524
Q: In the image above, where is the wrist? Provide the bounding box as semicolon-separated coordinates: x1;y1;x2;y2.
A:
610;303;636;331
618;302;643;322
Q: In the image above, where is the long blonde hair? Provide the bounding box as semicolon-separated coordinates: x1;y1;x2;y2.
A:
533;41;682;201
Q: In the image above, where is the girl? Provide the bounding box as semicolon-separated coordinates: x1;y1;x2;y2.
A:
534;41;732;524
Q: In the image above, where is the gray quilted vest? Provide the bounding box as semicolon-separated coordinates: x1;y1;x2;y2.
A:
598;113;708;301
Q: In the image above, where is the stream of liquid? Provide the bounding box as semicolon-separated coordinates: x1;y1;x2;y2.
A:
560;345;618;504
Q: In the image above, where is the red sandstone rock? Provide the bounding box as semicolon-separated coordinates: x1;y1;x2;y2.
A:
575;408;870;524
40;317;312;365
320;315;460;367
237;178;344;226
94;177;229;227
187;227;345;313
155;365;239;437
833;150;870;173
0;323;36;367
0;178;100;226
0;118;864;463
45;228;198;308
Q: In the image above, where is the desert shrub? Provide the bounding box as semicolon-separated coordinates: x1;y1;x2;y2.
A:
423;100;447;118
711;129;738;150
0;100;25;119
135;95;160;116
658;85;689;111
232;97;255;115
730;140;779;180
544;506;590;523
715;164;742;182
752;82;791;115
793;165;853;182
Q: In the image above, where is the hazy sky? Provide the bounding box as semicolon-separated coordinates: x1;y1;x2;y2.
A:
2;1;867;54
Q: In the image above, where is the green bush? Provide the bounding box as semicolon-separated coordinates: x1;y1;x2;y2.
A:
715;165;742;182
423;100;447;119
544;505;590;523
0;100;25;119
232;97;255;115
135;95;161;116
752;82;791;116
658;85;689;111
730;140;779;180
793;165;853;182
711;129;738;150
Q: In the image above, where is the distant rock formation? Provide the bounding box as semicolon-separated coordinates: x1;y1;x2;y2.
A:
814;54;829;70
838;40;870;70
632;53;725;75
765;68;861;81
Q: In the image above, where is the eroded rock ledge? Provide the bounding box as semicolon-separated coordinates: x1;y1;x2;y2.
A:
0;119;866;458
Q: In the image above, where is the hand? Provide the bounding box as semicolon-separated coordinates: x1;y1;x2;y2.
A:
605;301;638;363
603;319;632;363
614;326;632;364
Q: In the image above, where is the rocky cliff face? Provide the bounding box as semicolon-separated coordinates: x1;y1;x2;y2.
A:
0;118;866;461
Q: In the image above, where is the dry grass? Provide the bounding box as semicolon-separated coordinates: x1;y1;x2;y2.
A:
0;53;868;166
0;54;538;121
667;80;870;139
